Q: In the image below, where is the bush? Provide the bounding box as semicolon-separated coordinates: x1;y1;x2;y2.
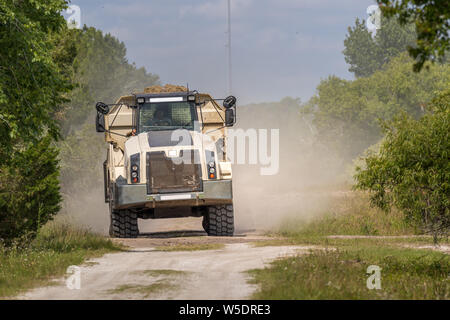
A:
0;137;61;243
354;90;450;236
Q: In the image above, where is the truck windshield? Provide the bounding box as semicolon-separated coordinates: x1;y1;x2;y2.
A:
138;101;196;132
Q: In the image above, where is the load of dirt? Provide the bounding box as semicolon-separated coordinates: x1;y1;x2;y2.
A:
143;84;188;94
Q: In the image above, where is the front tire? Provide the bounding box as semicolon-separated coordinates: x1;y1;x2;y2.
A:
202;204;234;236
109;210;139;238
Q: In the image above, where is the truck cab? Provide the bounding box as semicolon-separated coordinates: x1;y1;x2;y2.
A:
96;87;236;238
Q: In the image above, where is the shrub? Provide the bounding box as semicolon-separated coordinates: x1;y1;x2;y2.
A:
0;137;61;244
354;90;450;236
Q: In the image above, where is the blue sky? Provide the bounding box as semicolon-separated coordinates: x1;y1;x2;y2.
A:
69;0;376;104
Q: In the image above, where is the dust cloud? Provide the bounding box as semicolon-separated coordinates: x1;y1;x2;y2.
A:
60;188;110;234
231;99;348;231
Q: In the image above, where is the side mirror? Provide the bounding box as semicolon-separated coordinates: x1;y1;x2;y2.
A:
223;95;236;109
96;112;106;132
224;96;236;126
225;108;235;127
96;102;110;115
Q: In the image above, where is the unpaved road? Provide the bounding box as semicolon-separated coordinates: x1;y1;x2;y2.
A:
19;218;318;300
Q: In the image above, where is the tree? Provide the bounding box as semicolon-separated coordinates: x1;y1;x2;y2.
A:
303;52;450;162
343;16;416;77
0;0;71;158
354;90;450;236
0;0;71;242
377;0;450;71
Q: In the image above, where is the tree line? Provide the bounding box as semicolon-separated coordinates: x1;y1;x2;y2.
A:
303;8;449;236
0;1;158;243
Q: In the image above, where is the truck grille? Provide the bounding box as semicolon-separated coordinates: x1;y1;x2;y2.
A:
146;150;203;194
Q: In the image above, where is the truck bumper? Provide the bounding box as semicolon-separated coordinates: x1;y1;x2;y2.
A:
113;180;233;209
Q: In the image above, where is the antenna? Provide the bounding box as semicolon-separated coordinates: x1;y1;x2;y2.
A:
227;0;232;95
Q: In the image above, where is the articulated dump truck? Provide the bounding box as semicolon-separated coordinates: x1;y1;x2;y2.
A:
95;85;237;238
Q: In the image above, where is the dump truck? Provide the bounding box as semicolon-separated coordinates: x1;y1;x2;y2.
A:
95;85;237;238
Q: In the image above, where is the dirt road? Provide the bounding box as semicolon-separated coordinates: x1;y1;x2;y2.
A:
19;218;316;300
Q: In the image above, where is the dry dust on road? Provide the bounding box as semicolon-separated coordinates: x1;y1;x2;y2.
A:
19;218;318;300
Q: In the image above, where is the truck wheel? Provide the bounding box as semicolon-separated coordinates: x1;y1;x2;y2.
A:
202;204;234;236
109;210;139;238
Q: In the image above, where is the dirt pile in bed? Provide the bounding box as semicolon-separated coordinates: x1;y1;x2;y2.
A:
143;84;188;94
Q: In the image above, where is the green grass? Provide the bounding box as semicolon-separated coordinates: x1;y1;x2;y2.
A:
275;192;416;239
0;221;120;298
253;235;449;248
108;280;177;298
249;192;450;300
108;269;189;298
109;269;189;297
155;243;225;251
250;246;450;300
139;269;188;277
255;192;445;248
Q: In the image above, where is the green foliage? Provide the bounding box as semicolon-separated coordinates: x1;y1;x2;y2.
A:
303;53;450;162
0;137;61;242
0;1;71;243
343;16;416;77
377;0;450;72
354;90;450;235
0;0;71;155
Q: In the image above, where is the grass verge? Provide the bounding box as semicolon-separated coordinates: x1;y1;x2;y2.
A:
275;192;416;239
249;246;450;299
0;221;120;298
249;192;450;299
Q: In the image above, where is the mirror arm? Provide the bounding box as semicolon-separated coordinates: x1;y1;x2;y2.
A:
198;102;205;132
